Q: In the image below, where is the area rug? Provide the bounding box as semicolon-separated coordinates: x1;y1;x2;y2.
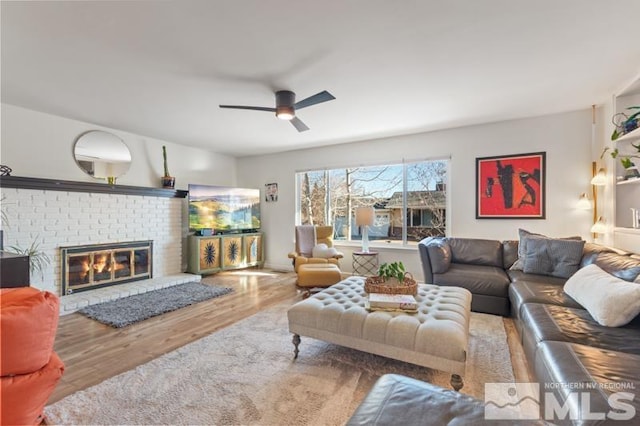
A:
47;302;514;425
78;282;233;327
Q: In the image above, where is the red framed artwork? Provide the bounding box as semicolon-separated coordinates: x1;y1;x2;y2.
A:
476;152;546;219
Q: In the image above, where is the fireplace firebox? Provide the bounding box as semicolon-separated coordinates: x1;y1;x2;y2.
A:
61;241;152;295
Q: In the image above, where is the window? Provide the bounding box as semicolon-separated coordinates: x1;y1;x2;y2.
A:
296;159;448;244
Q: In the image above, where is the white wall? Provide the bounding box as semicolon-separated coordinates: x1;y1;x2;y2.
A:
0;104;237;189
236;109;595;280
0;104;239;291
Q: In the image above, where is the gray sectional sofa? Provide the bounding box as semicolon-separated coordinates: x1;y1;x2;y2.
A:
417;235;640;425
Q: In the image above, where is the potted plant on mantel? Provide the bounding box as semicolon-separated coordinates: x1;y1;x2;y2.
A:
161;145;175;189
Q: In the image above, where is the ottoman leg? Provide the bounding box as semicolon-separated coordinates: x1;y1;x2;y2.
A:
292;334;301;359
450;374;464;391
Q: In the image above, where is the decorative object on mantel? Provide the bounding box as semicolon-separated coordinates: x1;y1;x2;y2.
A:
611;106;640;141
161;145;175;189
73;130;131;183
364;261;417;295
0;165;12;176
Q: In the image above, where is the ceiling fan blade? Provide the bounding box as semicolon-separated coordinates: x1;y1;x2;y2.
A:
219;105;276;112
290;116;310;132
294;90;335;110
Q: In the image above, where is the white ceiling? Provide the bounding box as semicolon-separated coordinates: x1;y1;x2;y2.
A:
2;1;640;157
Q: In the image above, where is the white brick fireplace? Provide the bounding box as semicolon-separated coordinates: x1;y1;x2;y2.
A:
1;187;184;295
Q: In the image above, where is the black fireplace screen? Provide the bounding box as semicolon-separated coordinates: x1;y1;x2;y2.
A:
61;241;152;295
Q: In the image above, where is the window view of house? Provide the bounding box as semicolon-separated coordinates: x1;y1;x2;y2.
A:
296;159;448;244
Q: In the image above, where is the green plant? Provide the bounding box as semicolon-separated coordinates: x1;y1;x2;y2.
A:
601;144;640;170
7;239;51;279
620;157;634;169
1;197;51;278
611;106;640;140
162;145;170;177
378;261;406;282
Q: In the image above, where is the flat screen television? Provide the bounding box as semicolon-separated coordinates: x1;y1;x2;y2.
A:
188;184;260;232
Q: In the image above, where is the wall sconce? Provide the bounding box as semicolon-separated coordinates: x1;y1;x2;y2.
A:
355;207;375;253
590;168;607;186
577;193;592;210
590;216;607;234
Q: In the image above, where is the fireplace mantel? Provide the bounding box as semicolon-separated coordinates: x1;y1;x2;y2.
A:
0;176;188;198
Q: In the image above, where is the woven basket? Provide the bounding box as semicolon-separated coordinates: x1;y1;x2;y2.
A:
364;272;417;295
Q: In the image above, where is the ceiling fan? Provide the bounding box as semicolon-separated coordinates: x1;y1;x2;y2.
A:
219;90;335;132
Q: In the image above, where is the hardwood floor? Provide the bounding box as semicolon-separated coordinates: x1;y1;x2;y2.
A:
49;270;530;405
49;269;299;404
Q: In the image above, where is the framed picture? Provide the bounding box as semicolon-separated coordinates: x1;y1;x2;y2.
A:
476;152;546;219
265;182;278;202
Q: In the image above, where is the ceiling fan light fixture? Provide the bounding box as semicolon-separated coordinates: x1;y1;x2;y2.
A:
276;106;294;120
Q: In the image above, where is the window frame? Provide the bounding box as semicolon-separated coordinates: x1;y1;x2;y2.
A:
295;157;450;247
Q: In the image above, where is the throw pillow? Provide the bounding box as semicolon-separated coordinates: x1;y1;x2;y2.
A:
312;243;338;259
510;229;582;271
564;264;640;327
522;236;585;278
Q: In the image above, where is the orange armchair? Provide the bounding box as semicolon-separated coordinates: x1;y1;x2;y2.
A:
287;225;343;272
1;288;65;426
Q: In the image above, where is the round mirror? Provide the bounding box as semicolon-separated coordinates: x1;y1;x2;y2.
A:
74;130;132;181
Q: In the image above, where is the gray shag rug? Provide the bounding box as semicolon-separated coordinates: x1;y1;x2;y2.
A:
47;301;514;425
78;282;233;327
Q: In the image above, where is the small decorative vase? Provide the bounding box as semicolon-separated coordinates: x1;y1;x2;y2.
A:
107;176;117;185
624;166;640;180
161;175;175;189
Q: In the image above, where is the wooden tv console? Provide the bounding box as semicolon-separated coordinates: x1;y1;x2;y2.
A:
187;232;264;275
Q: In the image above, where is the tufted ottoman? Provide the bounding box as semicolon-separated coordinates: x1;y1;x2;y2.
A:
287;276;472;390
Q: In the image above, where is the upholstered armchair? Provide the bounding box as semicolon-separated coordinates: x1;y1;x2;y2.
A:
288;225;343;272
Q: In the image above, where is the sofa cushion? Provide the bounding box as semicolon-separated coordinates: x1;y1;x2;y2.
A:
447;238;503;268
520;303;640;356
426;239;451;273
594;252;640;282
564;264;640;327
580;242;628;268
0;352;65;426
507;270;567;286
346;374;490;426
502;239;519;269
522;236;585;279
0;288;60;376
433;263;510;297
511;229;581;271
534;341;640;426
509;280;583;319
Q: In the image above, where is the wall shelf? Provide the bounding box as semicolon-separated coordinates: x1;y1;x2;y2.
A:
614;227;640;235
615;126;640;143
0;176;188;198
617;178;640;186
